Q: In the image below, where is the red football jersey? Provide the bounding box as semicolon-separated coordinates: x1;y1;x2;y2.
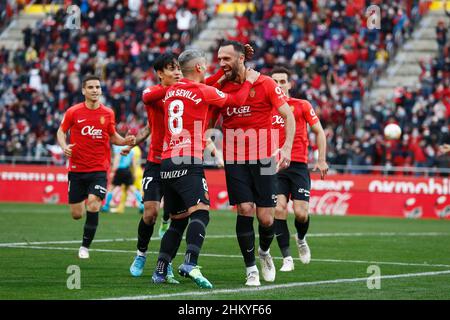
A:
141;70;225;163
161;78;252;160
219;75;287;161
272;97;319;163
60;102;117;172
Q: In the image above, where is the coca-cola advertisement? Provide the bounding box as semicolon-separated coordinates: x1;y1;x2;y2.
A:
0;165;449;219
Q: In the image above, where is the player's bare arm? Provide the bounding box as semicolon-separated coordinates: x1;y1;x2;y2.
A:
311;121;329;179
276;103;296;171
110;131;136;146
57;126;75;158
120;125;150;156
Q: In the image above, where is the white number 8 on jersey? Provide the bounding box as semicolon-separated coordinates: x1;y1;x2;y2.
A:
168;99;184;134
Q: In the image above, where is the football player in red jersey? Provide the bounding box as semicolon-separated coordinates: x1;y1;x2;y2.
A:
216;41;296;286
271;66;328;272
122;53;183;280
123;52;227;280
57;75;136;259
150;49;260;288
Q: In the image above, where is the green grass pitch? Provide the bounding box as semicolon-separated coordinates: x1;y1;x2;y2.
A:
0;203;449;300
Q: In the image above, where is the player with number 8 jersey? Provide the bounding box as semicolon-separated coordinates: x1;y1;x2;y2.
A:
151;49;259;289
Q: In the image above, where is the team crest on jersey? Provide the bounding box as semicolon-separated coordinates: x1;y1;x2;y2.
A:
249;88;256;98
100;116;105;125
290;105;295;113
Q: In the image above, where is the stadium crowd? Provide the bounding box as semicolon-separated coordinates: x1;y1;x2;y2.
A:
0;0;448;173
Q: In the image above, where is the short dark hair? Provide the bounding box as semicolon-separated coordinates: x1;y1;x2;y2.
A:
82;74;101;87
269;66;292;78
178;49;206;73
219;40;245;55
153;52;179;72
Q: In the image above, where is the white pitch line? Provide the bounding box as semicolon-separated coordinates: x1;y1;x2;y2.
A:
6;245;450;268
0;232;448;247
102;269;450;300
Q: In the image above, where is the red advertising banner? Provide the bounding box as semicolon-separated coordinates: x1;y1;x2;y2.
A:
0;165;449;219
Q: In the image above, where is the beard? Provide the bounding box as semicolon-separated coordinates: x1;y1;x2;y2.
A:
224;62;240;81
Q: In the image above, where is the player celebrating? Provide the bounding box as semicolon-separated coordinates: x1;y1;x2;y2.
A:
216;41;296;286
124;52;229;279
271;66;328;271
57;74;136;259
151;49;259;288
122;53;182;279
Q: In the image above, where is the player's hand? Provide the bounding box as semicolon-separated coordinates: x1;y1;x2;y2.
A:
244;43;254;60
274;146;291;172
217;74;227;86
245;68;260;84
125;135;136;146
314;159;329;180
121;146;132;156
63;144;75;158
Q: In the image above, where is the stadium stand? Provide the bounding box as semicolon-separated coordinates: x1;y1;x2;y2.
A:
0;0;448;174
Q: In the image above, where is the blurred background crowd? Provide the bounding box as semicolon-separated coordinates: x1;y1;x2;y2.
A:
0;0;448;174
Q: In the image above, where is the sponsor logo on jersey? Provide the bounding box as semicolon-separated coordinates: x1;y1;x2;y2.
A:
160;169;188;179
169;137;192;148
226;105;251;117
272;114;285;126
81;126;103;138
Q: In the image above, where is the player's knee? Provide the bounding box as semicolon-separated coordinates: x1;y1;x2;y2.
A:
143;204;158;224
237;203;254;216
294;204;309;223
275;204;288;219
70;208;83;220
257;212;274;227
86;197;102;212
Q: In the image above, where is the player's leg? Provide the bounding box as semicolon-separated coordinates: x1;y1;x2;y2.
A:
274;168;294;271
153;215;188;284
79;172;107;259
133;166;144;213
130;185;144;213
103;170;121;212
252;159;277;282
68;172;87;220
111;184;127;214
290;163;312;264
69;202;85;220
275;194;294;272
225;163;260;286
176;168;213;289
130;162;162;277
152;174;184;284
158;206;171;238
293;200;311;264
